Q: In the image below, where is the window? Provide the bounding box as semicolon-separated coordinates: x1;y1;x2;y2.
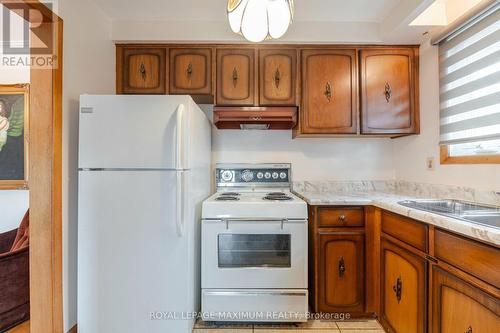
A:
439;4;500;164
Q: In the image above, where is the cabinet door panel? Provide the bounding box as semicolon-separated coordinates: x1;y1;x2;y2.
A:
380;238;426;333
360;48;418;134
119;47;166;94
170;48;212;94
259;49;297;105
432;266;500;333
318;232;364;312
216;49;255;105
301;49;357;134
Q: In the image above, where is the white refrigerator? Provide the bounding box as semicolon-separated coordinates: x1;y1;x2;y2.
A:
77;95;211;333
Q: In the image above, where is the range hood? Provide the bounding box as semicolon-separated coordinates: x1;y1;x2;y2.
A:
213;106;297;130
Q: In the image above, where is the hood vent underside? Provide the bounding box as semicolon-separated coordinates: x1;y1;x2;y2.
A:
213;106;298;130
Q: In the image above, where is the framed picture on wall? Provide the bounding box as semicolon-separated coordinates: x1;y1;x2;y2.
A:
0;84;29;190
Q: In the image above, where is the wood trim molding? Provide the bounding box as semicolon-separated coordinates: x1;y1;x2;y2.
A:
440;145;500;164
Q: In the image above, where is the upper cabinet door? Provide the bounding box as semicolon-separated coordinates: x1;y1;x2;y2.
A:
169;48;212;95
301;49;358;134
360;48;419;134
216;48;256;106
117;47;167;94
259;49;297;106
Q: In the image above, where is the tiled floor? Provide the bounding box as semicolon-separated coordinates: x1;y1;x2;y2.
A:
193;319;386;333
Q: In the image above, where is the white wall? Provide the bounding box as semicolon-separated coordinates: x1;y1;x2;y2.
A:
393;40;500;191
58;0;115;331
0;4;30;233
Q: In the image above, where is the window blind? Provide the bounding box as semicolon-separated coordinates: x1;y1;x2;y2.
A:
439;4;500;145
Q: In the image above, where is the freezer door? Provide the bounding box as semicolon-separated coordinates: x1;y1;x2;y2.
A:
77;170;195;333
79;95;192;169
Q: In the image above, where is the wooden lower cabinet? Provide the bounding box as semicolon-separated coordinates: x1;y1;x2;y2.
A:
318;232;365;313
380;238;427;333
432;266;500;333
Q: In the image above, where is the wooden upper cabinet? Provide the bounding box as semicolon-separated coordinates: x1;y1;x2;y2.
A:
216;48;256;106
169;48;212;95
300;49;358;134
259;49;297;106
318;232;365;313
360;48;419;134
380;238;426;333
117;47;166;94
432;266;500;333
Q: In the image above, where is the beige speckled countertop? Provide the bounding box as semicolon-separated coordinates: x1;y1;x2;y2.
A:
293;181;500;246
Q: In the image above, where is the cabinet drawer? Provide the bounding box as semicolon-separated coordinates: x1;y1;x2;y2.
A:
381;211;427;252
318;207;364;227
435;229;500;288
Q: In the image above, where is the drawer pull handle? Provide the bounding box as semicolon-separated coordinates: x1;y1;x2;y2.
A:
324;82;333;102
139;62;147;81
384;82;392;103
393;276;402;303
186;63;193;79
338;214;346;222
232;67;238;87
466;326;473;333
274;67;281;88
338;256;345;278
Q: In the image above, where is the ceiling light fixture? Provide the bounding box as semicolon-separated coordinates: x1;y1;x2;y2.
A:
227;0;294;43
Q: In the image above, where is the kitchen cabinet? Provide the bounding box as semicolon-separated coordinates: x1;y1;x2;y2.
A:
169;48;212;95
259;49;297;106
432;266;500;333
116;46;167;94
300;49;358;134
318;232;365;313
309;206;366;315
360;48;419;135
216;48;256;106
380;238;427;333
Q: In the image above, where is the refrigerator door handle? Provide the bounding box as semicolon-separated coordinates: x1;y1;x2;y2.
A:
175;104;186;170
176;171;184;236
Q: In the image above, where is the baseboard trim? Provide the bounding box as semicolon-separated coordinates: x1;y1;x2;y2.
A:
68;324;77;333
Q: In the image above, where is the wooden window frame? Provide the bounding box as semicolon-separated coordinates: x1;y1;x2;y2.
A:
440;145;500;164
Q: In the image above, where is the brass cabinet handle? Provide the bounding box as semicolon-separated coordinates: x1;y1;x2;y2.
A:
466;326;473;333
186;63;193;79
274;67;281;88
385;82;392;103
338;256;345;278
139;62;146;81
393;276;402;303
324;82;333;102
249;116;262;121
232;67;238;87
338;214;346;222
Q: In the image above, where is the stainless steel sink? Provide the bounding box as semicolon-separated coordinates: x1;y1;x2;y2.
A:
398;199;500;229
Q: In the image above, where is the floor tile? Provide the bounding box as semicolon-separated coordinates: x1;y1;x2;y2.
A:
335;320;385;331
253;320;339;330
254;330;340;333
193;329;252;333
194;319;252;329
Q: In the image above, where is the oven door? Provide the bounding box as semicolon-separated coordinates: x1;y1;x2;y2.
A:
201;218;307;289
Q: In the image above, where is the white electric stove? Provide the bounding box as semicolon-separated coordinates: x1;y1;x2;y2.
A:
201;164;308;322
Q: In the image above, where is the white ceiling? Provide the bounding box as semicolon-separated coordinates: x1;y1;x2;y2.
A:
91;0;401;22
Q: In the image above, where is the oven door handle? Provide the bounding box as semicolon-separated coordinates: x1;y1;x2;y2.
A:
221;218;291;230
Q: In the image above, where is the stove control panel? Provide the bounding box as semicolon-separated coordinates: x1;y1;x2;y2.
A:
216;163;291;188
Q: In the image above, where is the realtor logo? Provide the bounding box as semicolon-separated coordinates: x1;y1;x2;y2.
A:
1;0;59;68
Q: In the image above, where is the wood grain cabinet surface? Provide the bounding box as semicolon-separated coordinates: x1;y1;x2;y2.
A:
360;48;419;135
300;49;358;134
432;266;500;333
380;238;427;333
169;48;212;95
216;48;256;106
318;232;365;313
259;49;297;106
117;47;166;94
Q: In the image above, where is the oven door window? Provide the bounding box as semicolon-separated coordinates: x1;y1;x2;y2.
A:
218;234;291;268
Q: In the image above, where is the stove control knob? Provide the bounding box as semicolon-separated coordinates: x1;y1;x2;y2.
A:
221;170;233;182
257;172;264;179
264;172;271;179
272;172;279;179
241;170;254;182
280;172;287;179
